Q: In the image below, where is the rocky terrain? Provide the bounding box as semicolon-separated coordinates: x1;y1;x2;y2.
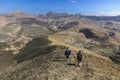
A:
0;11;120;80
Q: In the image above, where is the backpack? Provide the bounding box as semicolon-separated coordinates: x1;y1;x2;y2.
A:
77;52;82;59
68;50;71;55
65;50;71;56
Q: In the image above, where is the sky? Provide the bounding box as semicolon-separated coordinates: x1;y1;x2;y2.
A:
0;0;120;16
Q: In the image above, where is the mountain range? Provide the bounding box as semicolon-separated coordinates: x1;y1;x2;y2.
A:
0;11;120;80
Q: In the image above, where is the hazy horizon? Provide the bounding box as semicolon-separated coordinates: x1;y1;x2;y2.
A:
0;0;120;16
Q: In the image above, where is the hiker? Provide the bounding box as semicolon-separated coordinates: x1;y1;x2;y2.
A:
77;50;82;67
64;47;71;64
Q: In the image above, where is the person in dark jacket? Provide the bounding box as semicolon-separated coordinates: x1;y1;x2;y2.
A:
77;50;82;66
64;47;71;63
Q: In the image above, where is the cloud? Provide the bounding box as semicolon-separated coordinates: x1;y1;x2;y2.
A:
71;0;77;3
96;11;120;16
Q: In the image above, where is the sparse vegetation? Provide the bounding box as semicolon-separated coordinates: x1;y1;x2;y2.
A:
0;50;14;69
0;43;9;49
14;36;57;63
19;25;51;36
0;11;120;80
59;21;79;30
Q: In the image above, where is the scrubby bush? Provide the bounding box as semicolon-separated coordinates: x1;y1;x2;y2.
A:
109;32;115;37
110;55;120;64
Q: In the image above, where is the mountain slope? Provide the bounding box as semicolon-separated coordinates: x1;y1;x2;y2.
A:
0;36;120;80
0;11;120;80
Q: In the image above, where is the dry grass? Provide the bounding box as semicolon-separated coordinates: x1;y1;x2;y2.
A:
48;34;111;61
48;34;120;79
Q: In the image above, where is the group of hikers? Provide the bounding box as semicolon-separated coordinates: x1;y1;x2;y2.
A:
64;47;82;67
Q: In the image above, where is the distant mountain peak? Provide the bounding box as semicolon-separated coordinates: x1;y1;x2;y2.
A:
10;10;25;15
46;11;57;15
46;11;69;15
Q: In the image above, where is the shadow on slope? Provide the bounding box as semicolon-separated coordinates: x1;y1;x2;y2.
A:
79;28;98;39
79;28;109;42
14;36;57;63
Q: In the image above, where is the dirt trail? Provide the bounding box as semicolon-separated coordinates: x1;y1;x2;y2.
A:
48;35;111;62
